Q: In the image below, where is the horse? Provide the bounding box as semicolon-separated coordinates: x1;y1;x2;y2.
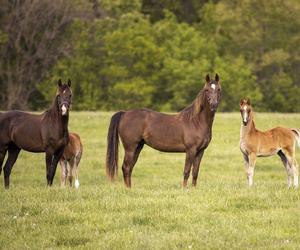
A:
0;79;72;188
239;98;300;188
106;74;221;188
59;132;83;189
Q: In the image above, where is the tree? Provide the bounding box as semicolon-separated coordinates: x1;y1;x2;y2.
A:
0;0;73;109
201;0;300;111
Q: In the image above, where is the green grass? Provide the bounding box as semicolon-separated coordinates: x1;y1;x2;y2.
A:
1;112;300;249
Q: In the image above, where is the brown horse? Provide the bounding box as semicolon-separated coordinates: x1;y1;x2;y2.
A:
59;132;83;188
0;79;72;188
239;98;300;188
106;74;221;188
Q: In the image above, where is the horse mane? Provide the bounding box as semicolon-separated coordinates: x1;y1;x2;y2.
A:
179;89;205;119
43;94;59;118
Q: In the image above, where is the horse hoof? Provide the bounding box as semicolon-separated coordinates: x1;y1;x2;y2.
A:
75;179;80;189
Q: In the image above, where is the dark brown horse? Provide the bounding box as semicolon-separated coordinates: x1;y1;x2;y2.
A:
106;74;221;188
0;79;72;188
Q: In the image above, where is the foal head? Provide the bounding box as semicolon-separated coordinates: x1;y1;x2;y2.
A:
204;74;221;112
56;79;72;116
240;98;252;126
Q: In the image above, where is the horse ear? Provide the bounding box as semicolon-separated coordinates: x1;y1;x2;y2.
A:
215;73;219;82
246;98;251;105
67;79;71;87
206;74;210;83
57;79;62;87
240;99;244;106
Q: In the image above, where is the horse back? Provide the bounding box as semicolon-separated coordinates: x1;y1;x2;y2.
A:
0;110;46;151
119;109;186;152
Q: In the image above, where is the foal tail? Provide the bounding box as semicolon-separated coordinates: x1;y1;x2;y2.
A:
106;111;124;181
292;128;300;148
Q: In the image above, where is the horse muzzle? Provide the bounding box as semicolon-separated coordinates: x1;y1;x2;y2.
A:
61;103;70;116
210;103;219;112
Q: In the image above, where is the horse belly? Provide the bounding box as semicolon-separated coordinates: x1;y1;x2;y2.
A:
257;147;279;157
11;128;44;152
144;131;185;152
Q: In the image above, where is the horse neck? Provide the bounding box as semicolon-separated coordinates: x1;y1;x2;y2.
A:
240;113;256;139
194;91;215;127
47;96;69;136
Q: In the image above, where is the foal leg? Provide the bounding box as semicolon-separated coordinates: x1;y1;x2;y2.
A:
192;150;204;187
3;145;20;189
183;149;196;188
122;142;144;188
246;153;256;187
68;159;75;187
293;159;299;188
280;149;295;188
73;156;80;189
242;153;249;185
60;160;68;187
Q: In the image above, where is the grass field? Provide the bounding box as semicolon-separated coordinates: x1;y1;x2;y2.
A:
1;111;300;249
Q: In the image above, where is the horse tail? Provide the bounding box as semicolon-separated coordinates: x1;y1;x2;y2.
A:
291;129;300;148
106;111;124;181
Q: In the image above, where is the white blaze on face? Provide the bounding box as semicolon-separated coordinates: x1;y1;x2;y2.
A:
242;105;248;123
211;84;216;90
61;104;67;115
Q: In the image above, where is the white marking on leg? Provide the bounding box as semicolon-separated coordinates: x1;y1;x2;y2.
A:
211;84;216;90
75;179;80;189
294;175;298;188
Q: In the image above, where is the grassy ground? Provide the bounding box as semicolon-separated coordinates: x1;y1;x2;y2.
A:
1;111;300;249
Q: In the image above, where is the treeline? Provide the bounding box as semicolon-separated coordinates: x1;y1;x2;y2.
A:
0;0;299;112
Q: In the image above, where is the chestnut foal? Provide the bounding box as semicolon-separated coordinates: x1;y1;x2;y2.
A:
239;98;300;188
59;132;83;188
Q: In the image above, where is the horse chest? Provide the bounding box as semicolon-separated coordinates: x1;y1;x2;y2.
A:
195;130;212;149
240;140;247;154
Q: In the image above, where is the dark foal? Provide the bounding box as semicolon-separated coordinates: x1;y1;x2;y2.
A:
0;79;72;188
106;74;221;188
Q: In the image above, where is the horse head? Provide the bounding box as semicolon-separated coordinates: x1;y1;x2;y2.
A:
240;98;252;126
204;74;221;112
56;79;72;116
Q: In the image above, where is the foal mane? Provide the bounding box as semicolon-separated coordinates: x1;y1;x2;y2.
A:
179;89;205;119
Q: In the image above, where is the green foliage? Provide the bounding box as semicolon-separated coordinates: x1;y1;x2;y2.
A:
35;0;300;112
201;0;300;111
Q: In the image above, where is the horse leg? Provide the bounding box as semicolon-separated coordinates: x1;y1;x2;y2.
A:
183;149;196;188
48;148;65;186
242;153;249;185
279;149;294;188
246;153;256;187
45;153;53;186
73;157;80;189
68;159;75;187
46;148;64;186
0;147;8;175
60;160;67;187
293;159;299;188
122;142;144;188
3;145;20;189
192;150;204;187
